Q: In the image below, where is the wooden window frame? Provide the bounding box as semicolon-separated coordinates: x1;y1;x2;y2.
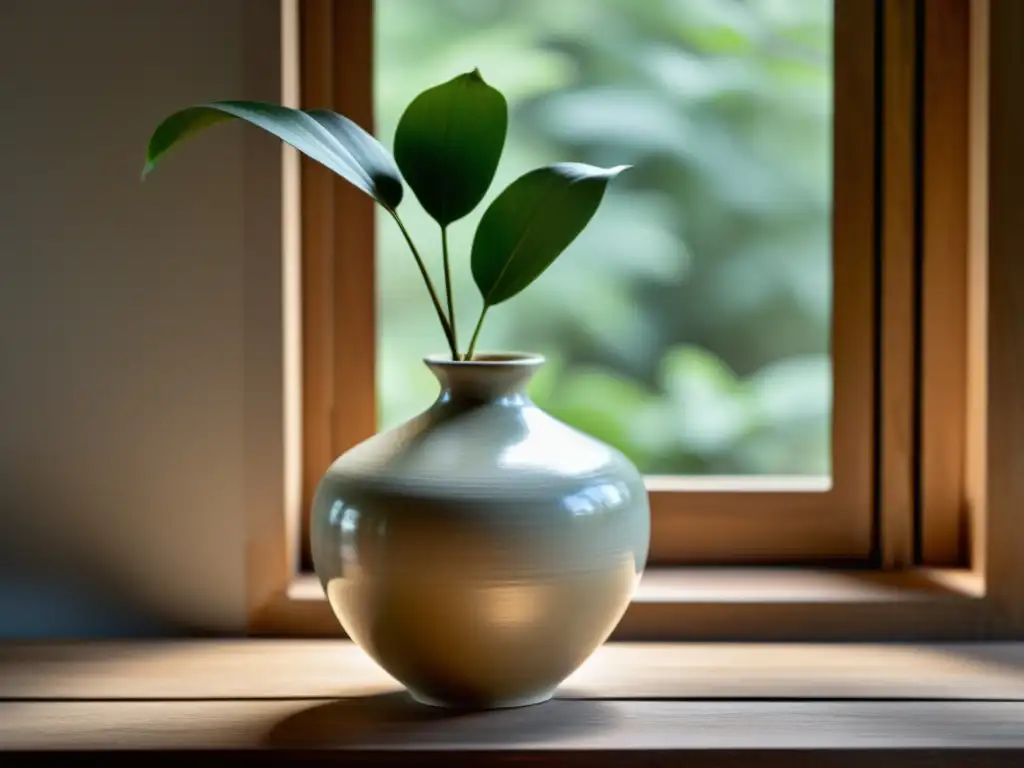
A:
248;0;1024;640
298;0;878;567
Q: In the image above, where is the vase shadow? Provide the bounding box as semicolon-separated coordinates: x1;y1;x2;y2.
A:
263;691;617;750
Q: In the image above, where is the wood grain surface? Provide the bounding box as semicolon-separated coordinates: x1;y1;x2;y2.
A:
4;640;1024;701
3;641;1024;762
1;699;1023;757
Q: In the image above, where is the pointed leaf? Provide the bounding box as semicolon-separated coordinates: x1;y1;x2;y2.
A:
143;100;403;210
471;163;629;306
394;70;507;226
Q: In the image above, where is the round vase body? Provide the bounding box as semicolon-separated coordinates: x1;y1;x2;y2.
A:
311;354;650;709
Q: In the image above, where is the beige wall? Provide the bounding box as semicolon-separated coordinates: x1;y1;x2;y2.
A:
0;0;284;635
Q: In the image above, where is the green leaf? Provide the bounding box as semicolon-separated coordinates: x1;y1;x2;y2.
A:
394;69;508;226
143;101;403;209
471;163;629;306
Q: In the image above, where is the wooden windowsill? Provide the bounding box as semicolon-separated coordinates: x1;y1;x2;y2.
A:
2;640;1024;763
287;566;986;603
256;567;989;641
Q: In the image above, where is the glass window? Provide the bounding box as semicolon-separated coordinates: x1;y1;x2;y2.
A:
375;0;833;477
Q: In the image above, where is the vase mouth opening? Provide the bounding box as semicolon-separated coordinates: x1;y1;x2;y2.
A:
424;352;544;399
423;352;545;368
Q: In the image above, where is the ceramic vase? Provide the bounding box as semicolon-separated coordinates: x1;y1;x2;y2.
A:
310;353;650;709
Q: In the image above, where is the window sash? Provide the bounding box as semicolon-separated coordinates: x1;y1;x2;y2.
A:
245;0;1024;639
296;0;879;566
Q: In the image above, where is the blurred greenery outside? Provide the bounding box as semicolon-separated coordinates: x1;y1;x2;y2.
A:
374;0;833;476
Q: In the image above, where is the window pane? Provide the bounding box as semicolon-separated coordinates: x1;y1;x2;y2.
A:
375;0;833;476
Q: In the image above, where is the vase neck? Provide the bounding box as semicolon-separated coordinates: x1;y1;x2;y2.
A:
425;353;544;404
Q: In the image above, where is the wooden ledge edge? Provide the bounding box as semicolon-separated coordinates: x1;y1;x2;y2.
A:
249;567;986;641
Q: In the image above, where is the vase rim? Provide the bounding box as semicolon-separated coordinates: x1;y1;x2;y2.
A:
424;351;545;367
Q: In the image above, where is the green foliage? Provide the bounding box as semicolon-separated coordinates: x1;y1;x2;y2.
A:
395;69;508;226
146;0;837;478
472;163;629;307
143;102;403;210
465;162;626;358
376;0;834;477
145;77;623;362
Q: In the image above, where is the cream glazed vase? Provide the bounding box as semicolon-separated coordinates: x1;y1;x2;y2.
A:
310;353;650;709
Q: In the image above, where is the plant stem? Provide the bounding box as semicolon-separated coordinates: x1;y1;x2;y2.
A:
440;225;457;358
464;305;489;361
387;209;457;358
